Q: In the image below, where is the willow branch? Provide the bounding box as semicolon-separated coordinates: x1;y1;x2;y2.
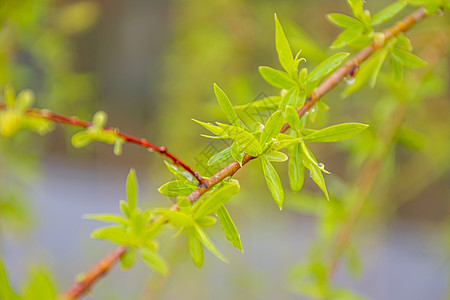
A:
60;246;127;300
0;104;205;184
57;7;430;299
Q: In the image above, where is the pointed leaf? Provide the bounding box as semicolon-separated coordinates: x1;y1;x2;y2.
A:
289;144;305;193
192;119;226;137
308;52;350;83
163;161;196;183
391;47;426;68
188;227;204;268
195;216;217;227
194;224;229;263
207;146;232;166
274;14;294;72
261;156;285;210
259;66;296;89
90;226;130;245
371;1;407;26
234;96;282;111
285;105;300;131
300;141;329;200
192;181;240;218
156;209;194;227
264;150;288;162
126;168;137;212
158;180;197;197
217;123;261;156
214;84;241;127
303;123;369;142
327;13;361;28
139;248;168;276
260;110;284;147
217;206;243;252
331;25;363;48
83;213;128;225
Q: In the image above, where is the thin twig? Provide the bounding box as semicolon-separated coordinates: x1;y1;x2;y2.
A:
47;7;429;299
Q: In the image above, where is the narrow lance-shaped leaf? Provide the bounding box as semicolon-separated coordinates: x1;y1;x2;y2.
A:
217;123;261;156
208;146;232;166
163;161;195;183
192;181;240;218
371;1;407;26
188;227;204;268
331;25;363;49
303;123;369;142
327;13;361;28
126;168;137;212
217;206;243;252
90;226;130;245
214;84;241;127
259;66;296;89
23;269;56;300
289;144;305;193
391;47;426;68
308;52;350;83
158;180;197;197
194;224;229;263
264;150;288;162
156;209;194;227
260;110;284;148
300;141;329;200
192;119;226;137
274;14;294;72
83;213;128;225
285;105;301;132
261;156;285;210
139;248;168;276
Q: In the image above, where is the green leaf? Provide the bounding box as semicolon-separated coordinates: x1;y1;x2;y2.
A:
23;268;55;300
391;47;426;68
289;144;305;193
207;146;232;166
274;14;294;72
259;66;296;89
213;84;241;127
139;247;168;276
71;131;91;148
300;141;329;200
188;227;204;268
331;25;363;49
126;168;138;212
371;1;407;26
192;181;240;218
264;150;288;162
327;13;361;28
260;110;284;148
163;161;196;183
279;86;300;109
156;209;194;227
195;216;217;227
231;141;245;166
308;52;349;83
194;224;229;263
4;84;15;108
261;156;285;210
274;133;300;150
234;96;282;111
0;257;20;300
120;248;137;270
303;123;369;142
83;213;128;225
92;111;107;127
285;105;300;131
347;0;365;21
90;226;130;245
217;206;243;252
217;123;262;156
192;119;226;137
113;138;124;156
158;180;197;197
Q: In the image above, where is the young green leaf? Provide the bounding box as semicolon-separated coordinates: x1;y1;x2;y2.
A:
192;181;240;218
234;96;282;111
327;13;361;28
274;14;294;72
371;1;407;26
259;66;296;89
163;161;196;183
120;247;137;270
217;206;243;252
347;0;365;22
303;123;369;142
23;268;55;300
192;119;226;137
71;131;91;148
231;141;245;166
207;146;232;166
308;52;350;83
213;84;241;127
188;227;204;268
195;216;217;227
300;141;329;200
260;110;284;147
264;150;288;162
158;180;197;197
90;226;130;245
217;123;262;156
279;86;301;109
0;257;20;300
285;105;301;132
156;209;194;227
194;224;229;263
391;47;426;68
83;213;128;225
289;144;305;193
261;156;285;210
274;133;300;150
126;168;138;212
331;25;363;49
139;248;168;276
113;138;124;156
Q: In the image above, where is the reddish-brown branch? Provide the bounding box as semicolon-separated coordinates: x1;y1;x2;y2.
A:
60;246;127;300
0;105;205;185
45;7;429;299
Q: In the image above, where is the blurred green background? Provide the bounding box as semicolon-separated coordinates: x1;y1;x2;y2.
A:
0;0;449;299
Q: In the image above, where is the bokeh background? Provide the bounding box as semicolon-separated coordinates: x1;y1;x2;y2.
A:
0;0;449;299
